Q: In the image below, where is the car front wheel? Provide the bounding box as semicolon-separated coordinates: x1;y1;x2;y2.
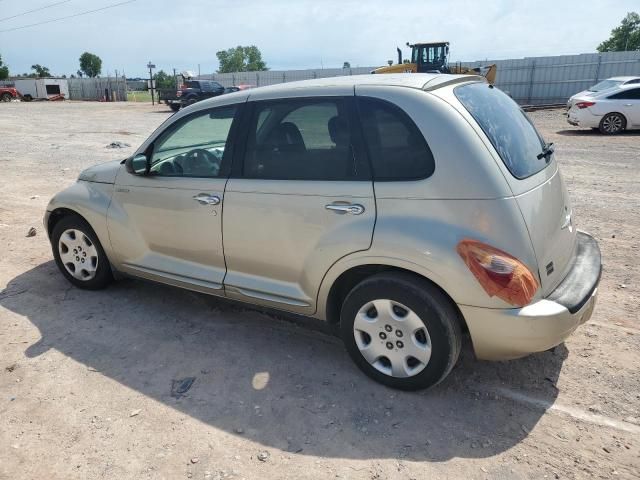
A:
1;93;12;102
51;215;113;290
340;273;461;390
599;113;626;135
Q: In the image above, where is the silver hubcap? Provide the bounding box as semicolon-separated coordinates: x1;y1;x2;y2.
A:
353;299;431;378
603;115;622;133
58;229;99;281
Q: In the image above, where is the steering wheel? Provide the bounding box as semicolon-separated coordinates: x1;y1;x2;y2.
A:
182;148;220;176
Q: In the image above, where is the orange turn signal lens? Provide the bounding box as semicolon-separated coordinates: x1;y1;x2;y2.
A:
456;239;539;307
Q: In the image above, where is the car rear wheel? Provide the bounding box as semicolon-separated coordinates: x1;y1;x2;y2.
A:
340;273;461;390
1;93;12;102
51;215;113;290
599;113;625;135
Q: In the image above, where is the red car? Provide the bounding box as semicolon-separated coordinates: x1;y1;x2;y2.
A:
0;86;19;102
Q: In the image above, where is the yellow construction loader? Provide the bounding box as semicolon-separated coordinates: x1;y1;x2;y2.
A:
373;41;497;84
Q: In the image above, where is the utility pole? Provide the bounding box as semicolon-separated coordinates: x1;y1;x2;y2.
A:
198;63;201;78
147;61;156;105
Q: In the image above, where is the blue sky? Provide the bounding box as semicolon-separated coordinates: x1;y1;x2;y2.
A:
0;0;637;77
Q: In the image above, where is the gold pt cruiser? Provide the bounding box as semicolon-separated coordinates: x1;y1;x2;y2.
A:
45;74;602;390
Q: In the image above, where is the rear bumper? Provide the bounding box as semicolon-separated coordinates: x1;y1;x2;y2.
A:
461;231;601;360
567;110;601;128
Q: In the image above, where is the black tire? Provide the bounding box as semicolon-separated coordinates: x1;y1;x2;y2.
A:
599;112;626;135
22;94;32;102
340;273;461;391
183;96;197;107
1;93;12;102
169;103;181;112
51;215;113;290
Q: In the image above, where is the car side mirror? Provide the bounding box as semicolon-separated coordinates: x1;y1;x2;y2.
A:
125;153;149;175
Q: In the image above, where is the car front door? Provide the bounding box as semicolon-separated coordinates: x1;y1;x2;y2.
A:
107;105;240;293
222;93;376;314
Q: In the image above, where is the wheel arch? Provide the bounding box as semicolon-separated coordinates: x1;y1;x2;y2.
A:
47;207;83;237
601;111;628;129
45;180;115;264
320;261;468;334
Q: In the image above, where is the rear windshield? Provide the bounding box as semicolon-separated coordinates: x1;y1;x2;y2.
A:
588;79;622;92
454;82;547;180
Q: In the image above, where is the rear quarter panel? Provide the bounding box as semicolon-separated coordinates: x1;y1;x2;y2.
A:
315;85;541;314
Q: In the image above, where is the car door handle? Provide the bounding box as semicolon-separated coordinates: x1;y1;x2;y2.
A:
561;209;572;230
624;103;633;107
325;203;365;215
193;193;221;205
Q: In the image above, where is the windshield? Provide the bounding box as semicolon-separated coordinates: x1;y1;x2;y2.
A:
413;45;447;66
455;82;548;180
588;79;622;92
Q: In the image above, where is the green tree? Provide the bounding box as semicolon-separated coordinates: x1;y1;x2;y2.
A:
153;70;176;89
31;64;51;77
216;45;268;73
342;61;351;69
597;12;640;52
79;52;102;77
0;54;9;80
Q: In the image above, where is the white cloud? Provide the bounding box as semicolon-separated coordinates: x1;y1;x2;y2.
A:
0;0;637;77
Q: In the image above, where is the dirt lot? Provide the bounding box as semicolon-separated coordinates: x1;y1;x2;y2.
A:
1;101;639;480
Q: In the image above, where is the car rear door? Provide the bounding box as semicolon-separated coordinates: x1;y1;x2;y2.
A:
611;88;640;127
107;105;241;293
222;89;375;315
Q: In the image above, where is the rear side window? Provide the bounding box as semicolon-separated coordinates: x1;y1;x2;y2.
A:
608;88;640;100
242;98;364;180
455;82;547;180
357;97;435;180
184;81;199;89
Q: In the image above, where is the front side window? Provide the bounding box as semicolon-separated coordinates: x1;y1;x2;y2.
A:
242;98;361;180
357;97;435;180
455;82;548;180
150;106;236;177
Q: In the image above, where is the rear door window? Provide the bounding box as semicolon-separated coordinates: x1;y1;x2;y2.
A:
241;98;367;180
607;88;640;100
455;82;548;180
357;97;435;180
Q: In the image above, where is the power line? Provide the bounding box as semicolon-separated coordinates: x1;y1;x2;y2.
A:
0;1;72;23
0;0;138;33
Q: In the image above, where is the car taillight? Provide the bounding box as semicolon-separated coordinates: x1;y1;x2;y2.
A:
576;101;595;109
456;239;539;307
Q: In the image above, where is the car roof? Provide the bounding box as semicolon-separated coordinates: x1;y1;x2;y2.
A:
246;73;480;92
192;73;485;108
606;76;640;82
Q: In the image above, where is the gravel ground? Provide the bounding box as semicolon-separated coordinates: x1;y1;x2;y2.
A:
0;101;639;480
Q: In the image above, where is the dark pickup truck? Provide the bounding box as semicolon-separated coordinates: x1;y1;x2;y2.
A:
159;80;226;111
178;80;225;108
